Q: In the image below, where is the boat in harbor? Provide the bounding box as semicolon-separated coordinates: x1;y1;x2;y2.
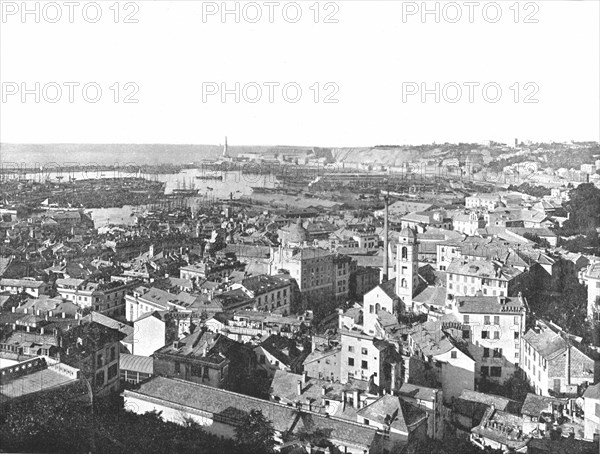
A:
196;171;223;180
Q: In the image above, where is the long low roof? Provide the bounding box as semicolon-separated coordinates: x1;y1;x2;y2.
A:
124;376;380;448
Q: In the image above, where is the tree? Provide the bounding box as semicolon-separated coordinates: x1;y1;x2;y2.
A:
502;372;535;402
235;409;276;454
522;232;551;248
0;389;239;454
413;436;504;454
562;183;600;235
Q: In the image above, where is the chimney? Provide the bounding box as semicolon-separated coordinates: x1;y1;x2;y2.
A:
302;370;308;385
353;389;359;409
297;380;303;396
565;344;571;387
40;327;44;335
341;391;347;410
382;193;389;283
11;306;15;313
321;386;326;396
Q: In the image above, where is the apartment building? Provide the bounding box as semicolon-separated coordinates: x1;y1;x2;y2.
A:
59;321;122;396
152;330;233;388
0;278;47;298
579;261;600;321
407;320;475;403
583;382;600;441
125;286;197;322
446;258;524;298
339;329;400;389
56;278;139;316
232;274;292;314
451;294;527;385
179;258;244;281
521;320;599;396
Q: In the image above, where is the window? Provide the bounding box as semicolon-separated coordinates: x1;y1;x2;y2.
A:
481;366;489;376
95;370;105;387
462;329;470;339
110;346;116;362
361;348;368;355
97;353;103;368
514;332;519;339
484;316;490;324
483;348;490;357
494;316;500;325
451;351;457;359
361;360;368;370
369;305;374;314
175;362;181;374
595;403;600;418
108;363;118;380
191;364;202;376
493;348;502;358
490;367;502;377
348;358;354;366
348;346;354;353
463;315;470;324
482;331;489;339
494;331;500;340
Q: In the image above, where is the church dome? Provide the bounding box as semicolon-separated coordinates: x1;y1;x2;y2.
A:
280;218;309;245
399;226;416;240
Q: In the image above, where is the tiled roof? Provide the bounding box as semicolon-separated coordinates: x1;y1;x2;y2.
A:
81;312;134;335
120;353;154;375
0;279;45;288
522;326;567;360
446;259;522;281
412;286;447;308
378;278;398;300
398;383;440;402
521;393;567;416
356;394;426;434
459;390;521;413
126;376;380;448
241;274;288;294
583;382;600;400
455;295;525;314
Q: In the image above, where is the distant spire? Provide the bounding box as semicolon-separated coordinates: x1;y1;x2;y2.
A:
223;136;228;158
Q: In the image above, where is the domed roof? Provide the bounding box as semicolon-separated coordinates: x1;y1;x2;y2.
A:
280;218;308;244
399;227;417;240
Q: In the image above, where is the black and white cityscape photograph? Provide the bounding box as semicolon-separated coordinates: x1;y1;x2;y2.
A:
1;1;600;453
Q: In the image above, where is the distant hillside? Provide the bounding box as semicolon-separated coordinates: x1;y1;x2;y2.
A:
4;142;594;169
0;143;224;166
0;143;320;166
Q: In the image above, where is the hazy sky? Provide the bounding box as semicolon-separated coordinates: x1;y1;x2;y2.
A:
1;0;599;147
